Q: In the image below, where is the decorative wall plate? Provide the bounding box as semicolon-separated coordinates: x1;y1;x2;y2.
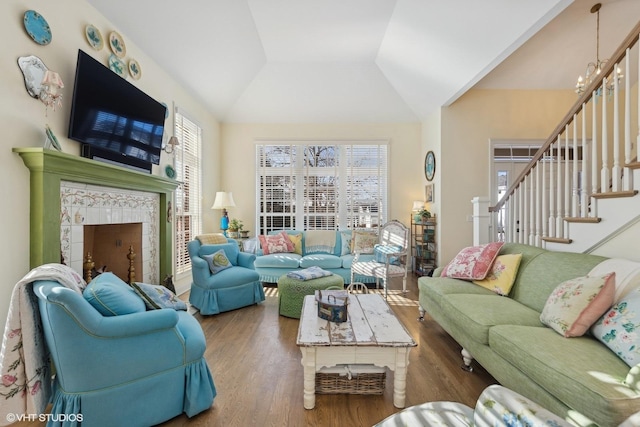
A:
128;58;141;80
424;150;436;181
23;10;52;45
165;165;176;179
108;54;126;77
109;31;126;57
45;125;62;151
85;24;103;50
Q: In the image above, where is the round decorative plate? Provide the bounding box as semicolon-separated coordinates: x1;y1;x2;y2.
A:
85;24;103;50
424;150;436;181
108;54;126;78
128;58;141;80
165;165;176;179
23;10;52;45
109;31;126;58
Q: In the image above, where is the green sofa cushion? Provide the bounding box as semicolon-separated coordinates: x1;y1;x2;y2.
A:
439;294;544;345
489;325;638;427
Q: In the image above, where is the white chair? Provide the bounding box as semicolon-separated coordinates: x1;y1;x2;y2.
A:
350;220;409;298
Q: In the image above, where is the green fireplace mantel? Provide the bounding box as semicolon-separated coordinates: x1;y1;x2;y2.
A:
14;148;178;278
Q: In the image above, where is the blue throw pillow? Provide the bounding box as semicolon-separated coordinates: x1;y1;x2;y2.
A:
203;249;233;274
131;282;187;311
83;272;146;316
373;244;402;265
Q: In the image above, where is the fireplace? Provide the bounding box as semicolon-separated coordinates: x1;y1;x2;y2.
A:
15;148;177;282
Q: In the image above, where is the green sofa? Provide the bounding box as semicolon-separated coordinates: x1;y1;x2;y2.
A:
418;243;640;427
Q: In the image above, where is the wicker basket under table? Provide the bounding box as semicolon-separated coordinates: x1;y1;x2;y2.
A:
315;364;386;395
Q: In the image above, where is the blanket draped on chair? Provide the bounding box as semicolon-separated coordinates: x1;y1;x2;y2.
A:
0;264;86;425
305;230;336;254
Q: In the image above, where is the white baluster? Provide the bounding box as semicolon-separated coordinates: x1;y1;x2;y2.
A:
548;141;556;238
528;173;535;245
507;196;514;243
591;93;599;218
581;105;588;217
624;49;632;191
535;163;541;246
541;149;548;240
601;78;610;193
612;64;621;192
564;127;570;226
518;185;524;244
556;134;564;238
572;117;579;217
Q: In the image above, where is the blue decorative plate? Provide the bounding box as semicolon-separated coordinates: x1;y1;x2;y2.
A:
108;54;126;78
165;165;176;179
24;10;51;45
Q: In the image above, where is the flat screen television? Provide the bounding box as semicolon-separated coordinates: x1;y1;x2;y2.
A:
68;50;166;173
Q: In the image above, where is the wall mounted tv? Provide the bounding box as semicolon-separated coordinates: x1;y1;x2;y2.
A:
68;50;166;173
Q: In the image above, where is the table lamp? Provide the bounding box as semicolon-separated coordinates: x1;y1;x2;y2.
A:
211;191;236;236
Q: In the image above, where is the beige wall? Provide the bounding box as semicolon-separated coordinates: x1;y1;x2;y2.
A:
219;123;423;234
0;1;219;332
438;89;578;262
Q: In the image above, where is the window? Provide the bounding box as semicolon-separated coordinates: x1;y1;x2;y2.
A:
174;108;202;274
256;142;388;235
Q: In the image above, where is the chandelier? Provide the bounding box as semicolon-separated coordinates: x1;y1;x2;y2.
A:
575;3;622;96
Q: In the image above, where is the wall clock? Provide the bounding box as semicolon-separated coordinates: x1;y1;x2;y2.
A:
424;151;435;181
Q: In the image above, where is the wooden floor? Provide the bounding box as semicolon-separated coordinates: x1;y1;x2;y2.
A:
19;275;496;427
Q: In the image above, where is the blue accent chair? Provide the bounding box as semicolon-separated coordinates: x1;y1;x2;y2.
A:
188;239;265;315
33;279;216;427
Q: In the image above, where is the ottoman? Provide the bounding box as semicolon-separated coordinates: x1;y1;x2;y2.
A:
278;274;344;318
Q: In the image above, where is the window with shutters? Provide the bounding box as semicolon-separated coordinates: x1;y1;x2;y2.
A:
174;108;202;274
256;142;388;235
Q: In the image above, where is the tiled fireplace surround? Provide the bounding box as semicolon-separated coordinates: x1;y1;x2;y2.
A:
15;148;177;282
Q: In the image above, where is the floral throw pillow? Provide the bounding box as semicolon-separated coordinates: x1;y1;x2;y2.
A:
131;282;187;311
441;242;504;280
540;272;616;337
351;230;378;255
258;231;294;255
202;249;233;275
473;253;522;296
340;231;352;256
591;288;640;366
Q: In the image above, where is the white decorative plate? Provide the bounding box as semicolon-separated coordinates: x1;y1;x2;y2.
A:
128;59;141;80
85;24;103;50
109;31;126;58
108;54;126;78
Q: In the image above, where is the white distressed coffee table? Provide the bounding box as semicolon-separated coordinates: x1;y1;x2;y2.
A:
296;293;417;409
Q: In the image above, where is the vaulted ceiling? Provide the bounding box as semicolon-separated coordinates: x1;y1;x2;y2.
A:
86;0;640;123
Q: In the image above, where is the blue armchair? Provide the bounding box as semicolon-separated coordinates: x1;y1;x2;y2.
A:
33;278;216;427
188;239;265;315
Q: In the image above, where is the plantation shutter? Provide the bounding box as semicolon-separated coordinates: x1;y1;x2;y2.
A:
174;108;202;274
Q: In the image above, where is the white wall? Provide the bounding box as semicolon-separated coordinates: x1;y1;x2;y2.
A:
0;0;220;333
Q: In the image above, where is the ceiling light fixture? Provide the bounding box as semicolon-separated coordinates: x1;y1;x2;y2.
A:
575;3;623;96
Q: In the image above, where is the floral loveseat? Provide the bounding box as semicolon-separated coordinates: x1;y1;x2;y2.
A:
253;229;380;284
418;242;640;426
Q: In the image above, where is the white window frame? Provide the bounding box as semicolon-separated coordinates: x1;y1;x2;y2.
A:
174;107;202;274
255;140;388;234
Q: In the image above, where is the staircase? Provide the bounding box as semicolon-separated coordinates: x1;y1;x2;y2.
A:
489;19;640;252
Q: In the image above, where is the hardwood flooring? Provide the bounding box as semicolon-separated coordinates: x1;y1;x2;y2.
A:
17;275;496;427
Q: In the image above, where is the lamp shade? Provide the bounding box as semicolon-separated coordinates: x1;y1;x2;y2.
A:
211;191;236;209
412;200;424;211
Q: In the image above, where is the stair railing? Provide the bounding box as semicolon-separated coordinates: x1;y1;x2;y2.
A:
489;19;640;246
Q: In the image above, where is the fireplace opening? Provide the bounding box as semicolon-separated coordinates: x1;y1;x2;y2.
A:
84;223;143;283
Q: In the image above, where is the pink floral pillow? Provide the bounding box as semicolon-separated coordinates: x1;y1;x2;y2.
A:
541;273;616;338
441;242;504;280
258;231;295;255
